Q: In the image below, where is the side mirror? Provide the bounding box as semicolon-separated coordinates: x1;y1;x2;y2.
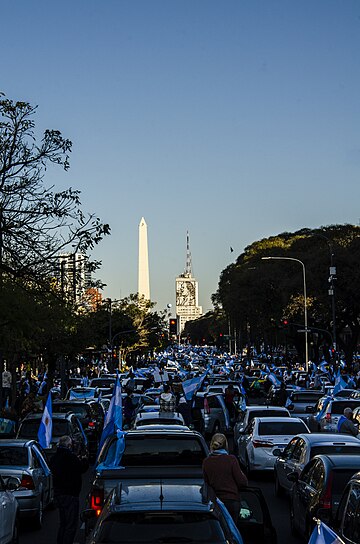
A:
287;471;299;483
272;448;282;457
306;406;316;413
4;476;21;491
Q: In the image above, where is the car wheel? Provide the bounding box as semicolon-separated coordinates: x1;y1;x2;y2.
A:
11;516;19;544
213;421;221;434
32;496;43;529
274;473;285;497
289;501;298;536
245;454;252;477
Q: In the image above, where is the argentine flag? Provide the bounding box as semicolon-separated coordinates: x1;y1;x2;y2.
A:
98;374;123;452
38;393;52;449
182;370;208;401
308;521;345;544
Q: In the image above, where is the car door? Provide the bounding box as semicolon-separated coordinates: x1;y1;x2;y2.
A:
341;482;360;544
32;444;52;507
276;438;299;490
292;459;318;532
0;476;15;544
238;420;254;466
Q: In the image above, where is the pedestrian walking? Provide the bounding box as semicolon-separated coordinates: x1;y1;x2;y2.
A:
50;435;89;544
202;433;248;523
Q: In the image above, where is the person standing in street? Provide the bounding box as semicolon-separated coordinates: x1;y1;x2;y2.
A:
50;435;89;544
2;366;12;406
202;433;248;523
338;407;359;437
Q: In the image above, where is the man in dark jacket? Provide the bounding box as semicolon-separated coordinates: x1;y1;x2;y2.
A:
50;435;89;544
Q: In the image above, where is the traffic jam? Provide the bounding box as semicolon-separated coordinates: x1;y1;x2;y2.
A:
1;345;360;544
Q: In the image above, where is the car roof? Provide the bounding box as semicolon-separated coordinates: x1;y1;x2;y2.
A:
0;438;37;447
255;416;305;423
313;454;360;469
125;428;203;437
134;424;190;431
21;412;73;420
109;482;211;513
296;433;360;445
246;405;290;411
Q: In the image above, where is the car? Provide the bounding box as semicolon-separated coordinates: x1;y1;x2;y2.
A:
289;454;360;539
192;392;232;436
317;399;360;433
206;383;243;396
17;412;89;462
274;433;360;497
52;399;105;458
65;386;99;400
133;411;185;429
0;474;19;544
234;405;291;449
332;470;360;543
237;416;310;473
83;482;244;544
286;390;325;419
0;438;53;528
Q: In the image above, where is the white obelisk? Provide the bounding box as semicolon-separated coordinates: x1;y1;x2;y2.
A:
138;217;150;301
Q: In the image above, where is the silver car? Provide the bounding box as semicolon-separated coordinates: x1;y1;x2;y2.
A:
192;393;232;435
0;439;53;529
0;474;19;544
274;433;360;496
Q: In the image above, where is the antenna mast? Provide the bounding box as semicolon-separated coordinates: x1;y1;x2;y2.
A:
185;230;192;276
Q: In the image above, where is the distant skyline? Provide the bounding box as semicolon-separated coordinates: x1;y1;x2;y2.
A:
1;1;360;313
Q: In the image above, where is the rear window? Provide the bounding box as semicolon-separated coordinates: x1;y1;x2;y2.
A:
96;513;226;543
258;421;308;435
19;419;69;439
249;410;289;422
103;436;206;466
0;446;28;466
333;469;360;496
90;379;115;388
53;404;89;418
331;401;360;415
291;394;323;403
311;446;360;457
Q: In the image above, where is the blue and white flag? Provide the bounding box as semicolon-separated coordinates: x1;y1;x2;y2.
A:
38;393;52;449
308;521;345;544
268;373;281;387
333;376;347;396
285;396;292;408
182;371;208;401
98;375;123;452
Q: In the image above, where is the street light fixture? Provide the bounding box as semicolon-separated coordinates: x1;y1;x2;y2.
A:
262;256;309;372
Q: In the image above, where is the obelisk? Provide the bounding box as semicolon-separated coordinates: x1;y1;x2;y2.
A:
138;217;150;301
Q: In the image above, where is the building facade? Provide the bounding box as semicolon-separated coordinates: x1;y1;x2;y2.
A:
175;232;202;333
57;252;92;304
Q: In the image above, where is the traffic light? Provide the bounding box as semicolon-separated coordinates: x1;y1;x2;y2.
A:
169;318;178;335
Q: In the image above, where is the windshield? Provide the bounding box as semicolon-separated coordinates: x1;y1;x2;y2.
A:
0;446;28;466
95;513;226;543
53;404;89;418
331;401;360;414
258;421;308;435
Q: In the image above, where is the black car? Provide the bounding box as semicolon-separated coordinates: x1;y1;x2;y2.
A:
332;470;360;543
53;399;104;457
289;454;360;540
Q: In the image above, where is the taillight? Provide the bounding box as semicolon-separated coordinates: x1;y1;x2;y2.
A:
20;474;35;490
252;440;273;448
326;413;331;421
319;471;333;510
88;421;96;428
204;398;210;415
90;487;104;516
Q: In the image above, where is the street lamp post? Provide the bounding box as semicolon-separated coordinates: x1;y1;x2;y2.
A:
262;256;309;372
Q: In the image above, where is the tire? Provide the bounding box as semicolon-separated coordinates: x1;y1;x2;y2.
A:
274;473;285;497
11;516;19;544
289;501;298;536
212;421;221;434
32;497;43;530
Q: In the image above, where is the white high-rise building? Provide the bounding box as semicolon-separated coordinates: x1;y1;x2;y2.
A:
57;252;91;303
175;232;202;333
138;217;150;301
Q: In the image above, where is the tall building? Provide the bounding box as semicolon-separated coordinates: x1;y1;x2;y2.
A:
57;252;91;303
138;217;150;301
175;232;202;333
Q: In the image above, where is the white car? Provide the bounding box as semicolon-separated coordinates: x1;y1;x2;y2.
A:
234;405;291;449
133;411;185;429
0;475;19;544
237;416;310;473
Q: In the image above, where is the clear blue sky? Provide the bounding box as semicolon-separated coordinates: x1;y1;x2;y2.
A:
2;1;360;313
